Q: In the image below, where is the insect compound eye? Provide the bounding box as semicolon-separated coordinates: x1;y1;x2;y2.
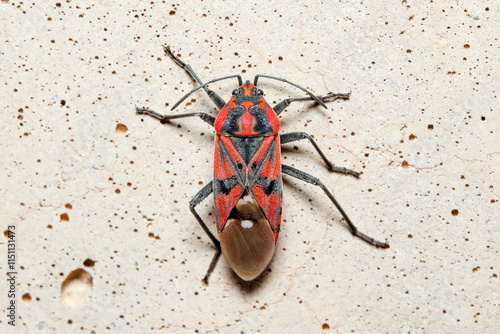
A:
232;89;239;95
251;88;264;96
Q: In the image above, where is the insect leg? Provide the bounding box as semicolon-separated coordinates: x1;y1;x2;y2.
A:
273;93;350;115
165;46;226;110
136;107;215;127
280;132;359;178
282;164;389;248
189;181;222;283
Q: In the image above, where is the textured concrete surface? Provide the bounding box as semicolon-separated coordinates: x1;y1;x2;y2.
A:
1;1;499;333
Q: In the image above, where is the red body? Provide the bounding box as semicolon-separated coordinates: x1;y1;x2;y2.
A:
212;81;282;280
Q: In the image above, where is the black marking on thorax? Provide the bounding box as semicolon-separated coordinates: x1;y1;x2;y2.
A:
230;136;264;165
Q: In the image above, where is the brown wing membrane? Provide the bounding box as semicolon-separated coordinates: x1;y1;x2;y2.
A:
218;192;275;281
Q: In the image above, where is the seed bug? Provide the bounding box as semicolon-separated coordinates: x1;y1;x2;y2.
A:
136;46;389;283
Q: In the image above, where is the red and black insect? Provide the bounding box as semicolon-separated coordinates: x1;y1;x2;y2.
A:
137;46;389;283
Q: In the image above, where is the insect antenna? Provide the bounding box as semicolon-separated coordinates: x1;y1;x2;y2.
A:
253;74;327;109
171;75;243;110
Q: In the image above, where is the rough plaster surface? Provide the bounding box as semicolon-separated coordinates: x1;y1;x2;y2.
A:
1;1;498;333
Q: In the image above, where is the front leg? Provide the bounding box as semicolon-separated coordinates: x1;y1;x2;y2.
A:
274;92;350;115
165;46;226;110
136;107;215;127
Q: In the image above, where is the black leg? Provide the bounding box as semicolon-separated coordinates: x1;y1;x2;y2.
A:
136;107;215;127
188;181;222;283
273;93;350;115
280;132;359;178
282;164;389;248
165;46;226;110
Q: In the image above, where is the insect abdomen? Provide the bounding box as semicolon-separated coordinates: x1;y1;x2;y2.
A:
218;192;275;281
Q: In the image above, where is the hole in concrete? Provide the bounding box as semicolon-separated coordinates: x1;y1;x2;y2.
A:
61;269;93;308
83;259;95;268
116;123;128;135
22;293;31;303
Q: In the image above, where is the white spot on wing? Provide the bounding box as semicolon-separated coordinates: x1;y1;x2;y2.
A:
241;220;254;229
